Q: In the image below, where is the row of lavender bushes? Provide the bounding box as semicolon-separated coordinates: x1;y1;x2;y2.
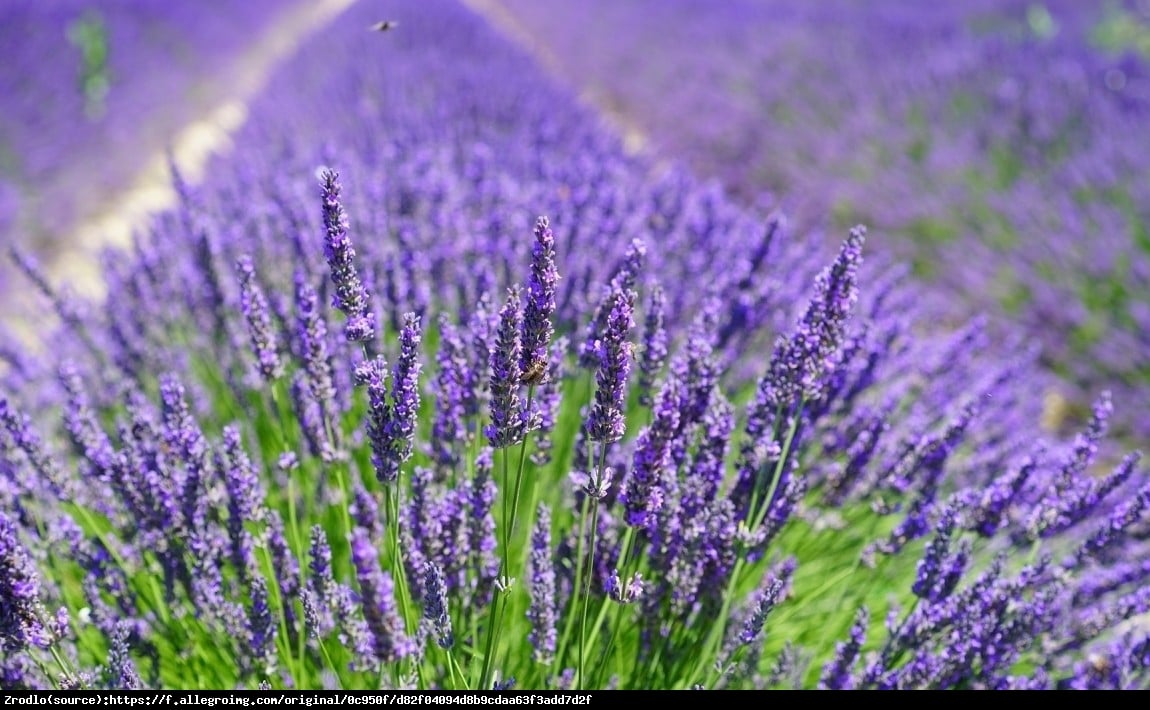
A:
498;0;1150;441
2;0;1147;690
0;0;299;250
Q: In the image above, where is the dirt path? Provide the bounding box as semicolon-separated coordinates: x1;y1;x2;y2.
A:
48;0;358;298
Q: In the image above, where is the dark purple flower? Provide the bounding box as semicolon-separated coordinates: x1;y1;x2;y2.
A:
637;285;668;407
521;216;559;384
237;255;283;381
587;287;636;444
422;561;453;650
382;312;423;481
819;607;868;690
219;425;267;581
349;526;414;665
319;169;374;343
106;621;143;690
579;239;646;368
620;375;681;528
0;511;50;652
485;286;527;448
763;227;864;408
430;314;470;471
247;576;276;670
527;504;557;664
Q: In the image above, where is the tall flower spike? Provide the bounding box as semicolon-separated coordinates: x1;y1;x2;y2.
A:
486;286;527;448
637;284;668;407
362;355;395;483
237;255;283;381
527;504;557;664
521;216;559;384
383;312;422;481
587;287;636;444
350;527;414;665
422;562;454;650
763;226;864;408
0;511;51;652
319;169;374;343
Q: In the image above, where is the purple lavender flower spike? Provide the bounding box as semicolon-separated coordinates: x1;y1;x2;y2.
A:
764;226;865;408
106;621;143;690
486;286;527;449
247;576;276;671
736;572;788;645
319;169;374;343
637;285;668;407
912;505;964;604
430;314;469;471
294;272;338;454
0;511;50;652
621;375;681;528
521;216;559;384
588;287;636;444
527;504;558;664
363;356;395;483
819;607;868;690
220;425;268;581
422;561;454;650
383;312;423;481
350;526;414;665
236;255;283;382
579;239;646;368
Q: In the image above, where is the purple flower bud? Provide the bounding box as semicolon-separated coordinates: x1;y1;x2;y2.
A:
350;527;415;665
819;607;869;690
247;576;276;669
383;312;423;481
637;285;668;407
106;621;143;690
0;511;51;652
621;375;681;528
237;255;283;381
486;286;527;448
587;288;636;444
763;227;864;408
521;216;559;384
430;315;469;471
579;239;646;368
319;169;374;343
527;504;557;664
422;562;453;650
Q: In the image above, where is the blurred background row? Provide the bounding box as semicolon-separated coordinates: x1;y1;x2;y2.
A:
2;0;1149;439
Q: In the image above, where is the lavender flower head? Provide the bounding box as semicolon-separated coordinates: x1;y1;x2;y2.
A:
385;313;423;481
237;255;283;381
0;511;50;652
422;562;453;650
527;504;557;664
349;527;414;665
588;287;636;444
765;227;864;407
521;216;559;385
486;286;527;448
360;317;421;484
319;169;374;343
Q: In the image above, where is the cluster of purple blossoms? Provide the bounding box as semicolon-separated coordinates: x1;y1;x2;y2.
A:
0;0;1147;692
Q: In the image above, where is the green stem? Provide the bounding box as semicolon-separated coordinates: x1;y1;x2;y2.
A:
557;495;590;666
578;442;609;690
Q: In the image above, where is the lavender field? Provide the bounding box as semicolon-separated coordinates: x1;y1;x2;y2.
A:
0;0;1148;691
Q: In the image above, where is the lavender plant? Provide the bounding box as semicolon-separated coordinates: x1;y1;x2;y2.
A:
0;0;1147;692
